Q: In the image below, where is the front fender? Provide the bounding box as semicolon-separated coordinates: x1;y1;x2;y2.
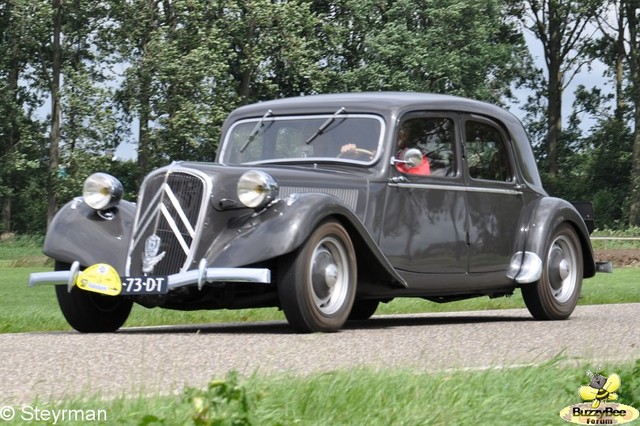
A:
43;198;136;272
521;197;596;280
206;193;407;287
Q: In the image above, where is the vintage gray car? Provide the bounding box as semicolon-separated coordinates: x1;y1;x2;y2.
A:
29;92;596;333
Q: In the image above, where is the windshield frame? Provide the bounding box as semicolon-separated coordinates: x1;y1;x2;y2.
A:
219;113;386;166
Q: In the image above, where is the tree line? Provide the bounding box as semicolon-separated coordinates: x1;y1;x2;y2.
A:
1;0;639;234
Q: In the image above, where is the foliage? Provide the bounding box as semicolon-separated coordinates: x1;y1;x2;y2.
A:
617;359;640;408
138;373;257;426
186;373;257;426
312;0;530;104
0;0;639;232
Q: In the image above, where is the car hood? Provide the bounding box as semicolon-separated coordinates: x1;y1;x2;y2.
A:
171;161;370;211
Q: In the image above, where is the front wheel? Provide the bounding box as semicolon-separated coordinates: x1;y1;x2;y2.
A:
522;224;583;320
278;220;357;333
55;262;133;332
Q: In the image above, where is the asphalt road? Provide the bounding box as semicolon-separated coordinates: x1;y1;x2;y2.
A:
1;303;638;404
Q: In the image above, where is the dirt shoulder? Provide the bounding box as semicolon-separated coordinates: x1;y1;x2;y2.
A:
594;249;640;268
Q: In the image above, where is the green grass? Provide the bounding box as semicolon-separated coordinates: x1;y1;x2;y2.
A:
7;357;640;425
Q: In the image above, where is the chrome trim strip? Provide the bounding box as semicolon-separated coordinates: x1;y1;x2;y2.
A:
131;183;166;249
465;186;522;196
389;182;522;196
173;168;212;273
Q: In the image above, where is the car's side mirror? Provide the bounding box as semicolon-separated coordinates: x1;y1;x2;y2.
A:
391;148;422;168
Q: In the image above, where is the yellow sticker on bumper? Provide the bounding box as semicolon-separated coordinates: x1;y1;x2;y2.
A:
75;263;122;296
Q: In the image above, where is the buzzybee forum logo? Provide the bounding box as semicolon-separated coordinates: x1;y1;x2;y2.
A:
560;368;639;425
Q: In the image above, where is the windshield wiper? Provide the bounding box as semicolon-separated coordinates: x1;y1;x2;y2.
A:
239;109;273;153
305;107;346;145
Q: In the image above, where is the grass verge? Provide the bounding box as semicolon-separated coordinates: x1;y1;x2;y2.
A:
8;357;640;425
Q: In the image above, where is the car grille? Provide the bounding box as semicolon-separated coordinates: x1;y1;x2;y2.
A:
127;168;209;276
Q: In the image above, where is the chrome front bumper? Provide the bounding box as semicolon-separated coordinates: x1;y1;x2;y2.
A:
29;260;271;293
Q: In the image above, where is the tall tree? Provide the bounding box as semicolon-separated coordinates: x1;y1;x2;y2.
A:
516;0;602;190
0;1;49;233
0;1;22;232
313;0;533;103
594;1;629;120
626;0;640;225
111;0;161;181
46;0;63;224
113;0;323;174
5;1;130;224
577;1;640;227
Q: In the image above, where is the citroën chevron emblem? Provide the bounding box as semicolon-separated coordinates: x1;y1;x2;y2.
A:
142;234;166;274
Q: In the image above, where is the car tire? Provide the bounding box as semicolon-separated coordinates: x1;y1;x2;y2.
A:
348;300;379;321
522;224;583;320
278;220;357;333
54;261;133;333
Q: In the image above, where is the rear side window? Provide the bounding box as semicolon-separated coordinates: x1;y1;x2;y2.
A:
465;120;512;182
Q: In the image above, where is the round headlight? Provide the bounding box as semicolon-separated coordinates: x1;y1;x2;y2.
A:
83;173;124;210
237;170;278;209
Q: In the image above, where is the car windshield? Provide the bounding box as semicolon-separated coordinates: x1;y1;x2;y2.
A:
220;114;384;165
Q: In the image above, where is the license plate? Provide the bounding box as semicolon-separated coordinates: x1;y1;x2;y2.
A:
120;276;169;295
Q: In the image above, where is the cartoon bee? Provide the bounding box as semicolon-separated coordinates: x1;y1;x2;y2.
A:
578;370;621;408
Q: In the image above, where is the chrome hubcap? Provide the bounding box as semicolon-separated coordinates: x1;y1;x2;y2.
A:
324;263;338;288
558;259;570;281
547;235;577;303
309;237;349;315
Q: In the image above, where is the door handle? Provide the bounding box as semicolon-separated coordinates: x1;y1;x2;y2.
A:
389;176;409;184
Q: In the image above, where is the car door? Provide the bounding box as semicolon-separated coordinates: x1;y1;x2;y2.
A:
379;113;468;274
462;115;525;274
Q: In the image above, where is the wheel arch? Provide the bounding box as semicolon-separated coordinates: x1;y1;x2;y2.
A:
523;197;596;280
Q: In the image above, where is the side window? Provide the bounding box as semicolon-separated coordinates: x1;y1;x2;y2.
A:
465;120;512;182
396;117;456;177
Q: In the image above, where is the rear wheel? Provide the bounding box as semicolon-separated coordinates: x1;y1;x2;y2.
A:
55;262;133;332
522;224;583;320
278;220;357;333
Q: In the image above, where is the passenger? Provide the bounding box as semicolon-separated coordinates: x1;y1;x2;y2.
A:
394;126;430;176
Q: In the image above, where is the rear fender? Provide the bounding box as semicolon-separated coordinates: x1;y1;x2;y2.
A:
206;193;407;287
43;198;136;272
520;197;596;280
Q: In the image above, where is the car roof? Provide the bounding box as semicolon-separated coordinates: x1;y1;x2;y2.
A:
228;91;512;119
